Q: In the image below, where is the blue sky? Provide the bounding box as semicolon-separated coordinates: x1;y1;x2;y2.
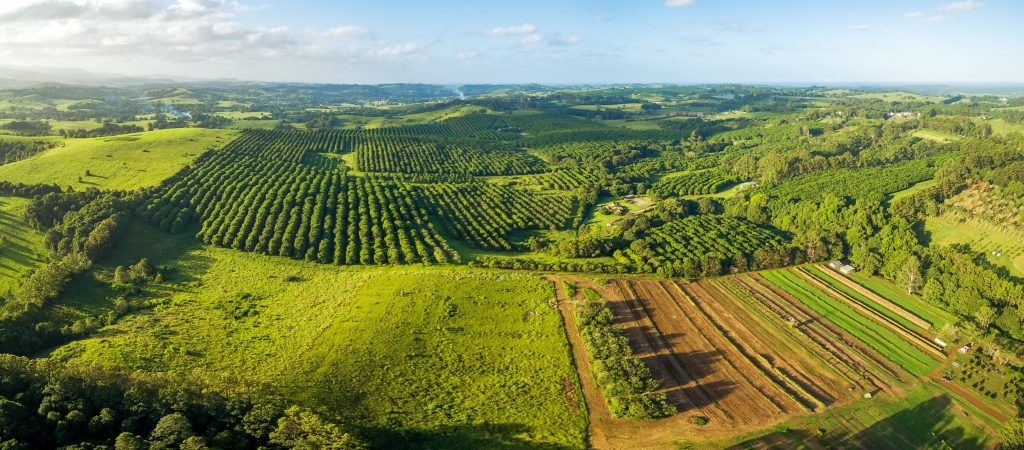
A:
0;0;1018;83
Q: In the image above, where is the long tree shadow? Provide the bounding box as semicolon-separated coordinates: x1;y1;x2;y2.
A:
360;422;580;450
665;379;738;411
727;395;987;449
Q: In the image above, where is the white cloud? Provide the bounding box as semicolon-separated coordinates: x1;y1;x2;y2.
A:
849;24;869;31
665;0;695;7
325;25;367;39
0;0;430;76
549;35;582;46
371;42;421;58
519;33;543;45
939;0;984;14
487;23;536;36
907;1;984;22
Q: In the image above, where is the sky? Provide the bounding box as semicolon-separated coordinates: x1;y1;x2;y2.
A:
0;0;1019;84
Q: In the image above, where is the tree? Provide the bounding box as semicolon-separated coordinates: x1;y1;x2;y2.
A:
936;323;959;345
114;432;145;450
975;305;996;331
112;266;131;286
269;406;366;450
150;412;193;448
902;255;922;295
1001;419;1024;450
128;258;155;281
850;243;881;275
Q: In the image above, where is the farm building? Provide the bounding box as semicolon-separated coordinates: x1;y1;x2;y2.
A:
828;260;845;270
839;264;857;275
602;203;626;215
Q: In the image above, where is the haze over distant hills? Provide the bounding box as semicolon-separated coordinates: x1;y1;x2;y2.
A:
2;65;1022;99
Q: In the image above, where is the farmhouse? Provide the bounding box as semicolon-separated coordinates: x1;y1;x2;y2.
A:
602;203;626;215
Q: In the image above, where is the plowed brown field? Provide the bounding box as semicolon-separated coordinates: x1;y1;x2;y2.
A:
549;275;866;449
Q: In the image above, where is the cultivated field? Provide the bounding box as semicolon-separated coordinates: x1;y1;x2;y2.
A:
552;275;866;449
550;264;995;449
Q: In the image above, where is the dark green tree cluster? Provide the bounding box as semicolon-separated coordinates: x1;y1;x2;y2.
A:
0;138;55;166
0;355;366;449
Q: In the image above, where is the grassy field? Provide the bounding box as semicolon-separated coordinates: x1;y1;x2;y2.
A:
214;111;271;120
226;119;283;129
49;222;587;449
912;129;959;143
889;178;936;202
761;269;938;377
851;92;944;102
986;118;1024;136
0;196;46;293
0;128;238;191
925;213;1024;276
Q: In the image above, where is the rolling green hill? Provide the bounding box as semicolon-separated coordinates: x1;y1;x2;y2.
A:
0;128;238;190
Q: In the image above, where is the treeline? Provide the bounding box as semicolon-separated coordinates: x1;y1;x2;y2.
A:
0;138;55;166
0;120;51;136
718;119;953;185
740;134;1024;357
0;355;366;449
574;291;675;419
60;122;144;138
1;190;137;354
0;181;61;198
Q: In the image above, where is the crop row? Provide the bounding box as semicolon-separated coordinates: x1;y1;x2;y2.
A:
138;136;460;265
354;136;544;175
650;170;740;197
760;269;938;377
418;183;582;250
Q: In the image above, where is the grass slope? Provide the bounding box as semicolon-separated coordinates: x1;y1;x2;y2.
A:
0;128;238;191
925;213;1024;277
0;196;46;292
50;223;587;449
